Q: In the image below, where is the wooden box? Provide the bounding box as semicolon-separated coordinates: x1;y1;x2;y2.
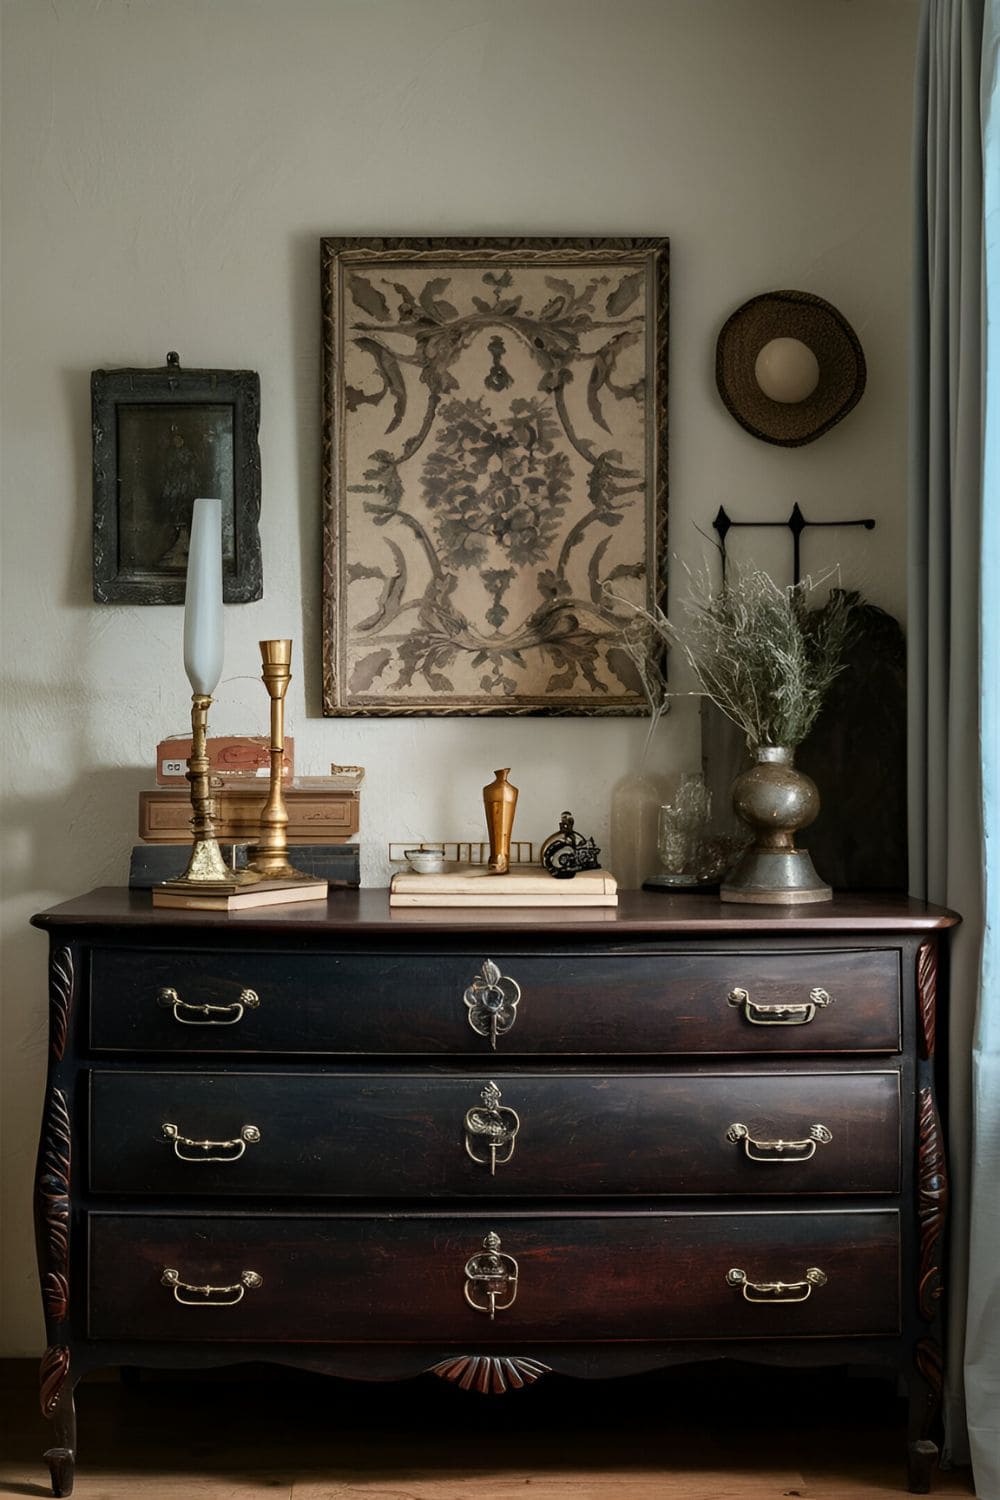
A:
155;735;294;785
138;784;360;844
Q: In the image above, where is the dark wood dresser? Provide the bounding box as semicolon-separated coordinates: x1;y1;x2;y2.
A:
31;888;956;1495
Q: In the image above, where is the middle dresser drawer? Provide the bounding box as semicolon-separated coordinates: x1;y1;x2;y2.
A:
89;1069;901;1198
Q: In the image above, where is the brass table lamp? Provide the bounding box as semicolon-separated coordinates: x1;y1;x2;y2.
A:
160;498;259;895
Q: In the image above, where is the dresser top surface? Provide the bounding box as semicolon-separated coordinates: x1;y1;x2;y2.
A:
31;886;960;936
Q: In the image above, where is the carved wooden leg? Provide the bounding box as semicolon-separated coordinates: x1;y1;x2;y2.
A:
907;1339;943;1493
40;1346;76;1497
908;1439;938;1496
43;1382;76;1497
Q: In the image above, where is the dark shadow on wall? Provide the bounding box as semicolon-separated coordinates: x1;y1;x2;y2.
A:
59;364;100;610
289;229;328;722
1;765;152;903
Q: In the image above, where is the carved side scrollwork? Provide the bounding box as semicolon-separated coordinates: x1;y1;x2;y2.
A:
43;1271;70;1325
917;1085;948;1322
48;947;75;1063
916;1335;944;1397
917;941;938;1061
38;1088;71;1323
430;1355;551;1394
39;1344;70;1417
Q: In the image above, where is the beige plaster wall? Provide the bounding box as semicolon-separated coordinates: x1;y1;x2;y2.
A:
0;0;917;1356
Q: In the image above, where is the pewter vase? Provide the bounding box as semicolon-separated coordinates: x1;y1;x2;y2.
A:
720;745;832;904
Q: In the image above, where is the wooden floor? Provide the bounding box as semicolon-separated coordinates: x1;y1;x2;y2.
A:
0;1360;978;1499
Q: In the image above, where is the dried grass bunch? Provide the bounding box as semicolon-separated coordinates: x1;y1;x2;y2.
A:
614;564;859;750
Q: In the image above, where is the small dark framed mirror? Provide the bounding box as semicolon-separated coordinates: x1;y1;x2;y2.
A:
92;353;262;604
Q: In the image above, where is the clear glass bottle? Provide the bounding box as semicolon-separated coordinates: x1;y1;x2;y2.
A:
609;769;672;889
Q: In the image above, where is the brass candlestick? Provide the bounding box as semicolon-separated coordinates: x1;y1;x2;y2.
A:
161;693;260;892
247;639;309;881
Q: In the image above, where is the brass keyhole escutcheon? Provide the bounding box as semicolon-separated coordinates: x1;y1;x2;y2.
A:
464;1081;521;1175
464;1231;519;1319
463;961;521;1050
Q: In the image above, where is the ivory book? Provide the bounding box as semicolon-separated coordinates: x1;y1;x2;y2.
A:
152;878;329;912
390;865;617;908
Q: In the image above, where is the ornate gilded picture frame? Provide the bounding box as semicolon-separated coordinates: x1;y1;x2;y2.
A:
92;353;262;605
321;237;668;716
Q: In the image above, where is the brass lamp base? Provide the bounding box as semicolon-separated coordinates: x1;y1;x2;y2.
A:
160;839;263;895
158;691;262;896
159;866;260;898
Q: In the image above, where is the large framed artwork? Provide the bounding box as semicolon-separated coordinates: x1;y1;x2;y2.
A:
321;237;668;716
92;353;262;605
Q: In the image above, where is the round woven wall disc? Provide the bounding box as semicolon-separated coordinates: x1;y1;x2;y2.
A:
715;290;866;446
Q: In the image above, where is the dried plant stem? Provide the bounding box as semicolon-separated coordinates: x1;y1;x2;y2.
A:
609;564;859;751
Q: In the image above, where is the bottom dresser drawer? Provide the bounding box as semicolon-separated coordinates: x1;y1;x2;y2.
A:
88;1210;899;1343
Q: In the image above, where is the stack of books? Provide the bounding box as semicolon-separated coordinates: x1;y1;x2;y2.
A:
131;746;364;890
389;864;618;909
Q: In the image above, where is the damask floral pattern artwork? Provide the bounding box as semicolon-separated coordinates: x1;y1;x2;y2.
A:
321;238;668;715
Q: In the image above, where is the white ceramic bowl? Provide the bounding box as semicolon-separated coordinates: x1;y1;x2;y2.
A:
403;848;446;875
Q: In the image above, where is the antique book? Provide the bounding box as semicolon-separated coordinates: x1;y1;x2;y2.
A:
128;843;361;889
139;784;361;844
152;878;329;912
155;734;295;785
390;865;617;908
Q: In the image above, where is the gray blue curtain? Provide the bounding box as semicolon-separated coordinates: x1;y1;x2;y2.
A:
909;0;998;1492
967;4;1000;1489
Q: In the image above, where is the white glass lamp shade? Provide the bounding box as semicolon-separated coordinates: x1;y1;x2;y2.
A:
183;497;224;695
754;337;821;404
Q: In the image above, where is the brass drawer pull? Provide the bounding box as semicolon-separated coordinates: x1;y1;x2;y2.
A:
726;1121;832;1162
465;1081;520;1175
463;961;521;1050
161;1122;261;1163
464;1232;518;1319
727;1266;827;1304
160;1267;263;1307
157;986;260;1026
728;986;832;1026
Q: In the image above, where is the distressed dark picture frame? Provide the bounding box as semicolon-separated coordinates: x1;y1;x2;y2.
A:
92;357;262;604
320;237;668;717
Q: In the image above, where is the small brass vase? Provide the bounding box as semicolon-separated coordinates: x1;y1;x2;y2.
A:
483;768;518;875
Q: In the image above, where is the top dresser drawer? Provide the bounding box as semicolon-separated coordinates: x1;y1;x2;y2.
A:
88;946;901;1055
